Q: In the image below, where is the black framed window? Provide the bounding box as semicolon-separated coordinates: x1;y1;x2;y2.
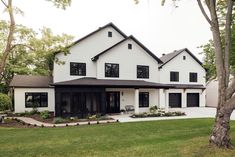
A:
105;63;119;77
183;56;186;60
170;71;179;82
189;72;197;82
128;44;132;49
25;93;48;108
70;62;86;76
139;92;149;107
137;65;149;79
108;31;112;37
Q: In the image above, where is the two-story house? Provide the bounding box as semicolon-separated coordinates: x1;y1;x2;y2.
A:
10;23;206;117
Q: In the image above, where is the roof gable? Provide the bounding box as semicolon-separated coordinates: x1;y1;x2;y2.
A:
159;48;203;69
91;35;163;63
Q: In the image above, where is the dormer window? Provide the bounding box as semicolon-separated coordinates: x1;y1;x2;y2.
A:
108;31;112;37
128;44;132;49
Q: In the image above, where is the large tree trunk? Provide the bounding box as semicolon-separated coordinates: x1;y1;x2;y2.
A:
210;105;233;148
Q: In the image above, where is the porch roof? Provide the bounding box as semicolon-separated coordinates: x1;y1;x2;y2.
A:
170;84;205;89
51;77;173;89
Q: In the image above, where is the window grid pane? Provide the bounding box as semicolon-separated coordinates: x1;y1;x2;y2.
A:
137;65;149;79
105;63;119;77
70;62;86;76
25;93;48;108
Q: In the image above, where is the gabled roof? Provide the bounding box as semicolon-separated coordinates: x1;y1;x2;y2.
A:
10;75;53;88
71;22;127;47
51;77;172;88
54;22;127;55
91;35;163;63
159;48;203;69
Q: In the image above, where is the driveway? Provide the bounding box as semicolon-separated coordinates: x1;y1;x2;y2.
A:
109;107;235;123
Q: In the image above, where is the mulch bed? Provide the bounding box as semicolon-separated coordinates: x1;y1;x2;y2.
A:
0;118;38;128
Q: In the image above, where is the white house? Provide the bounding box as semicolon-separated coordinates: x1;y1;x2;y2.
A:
10;23;206;117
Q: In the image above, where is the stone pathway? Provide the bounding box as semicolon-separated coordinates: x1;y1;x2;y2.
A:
8;117;118;127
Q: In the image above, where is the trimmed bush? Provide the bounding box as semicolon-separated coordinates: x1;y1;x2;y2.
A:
40;110;50;119
0;93;12;111
53;117;66;124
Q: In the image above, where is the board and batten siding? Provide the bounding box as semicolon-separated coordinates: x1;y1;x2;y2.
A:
14;88;55;113
159;50;206;85
96;38;160;82
53;26;125;83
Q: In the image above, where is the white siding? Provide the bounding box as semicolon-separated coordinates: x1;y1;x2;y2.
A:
14;88;55;113
206;80;218;107
159;50;206;85
106;88;159;113
97;38;160;82
53;26;125;83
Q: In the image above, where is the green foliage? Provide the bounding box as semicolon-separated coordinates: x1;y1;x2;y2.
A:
40;110;50;119
131;110;185;118
0;93;12;111
46;0;72;9
53;117;67;124
149;105;158;113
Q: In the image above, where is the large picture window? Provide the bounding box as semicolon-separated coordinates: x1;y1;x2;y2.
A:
105;63;119;77
70;62;86;76
137;65;149;79
139;92;149;107
170;71;179;82
189;72;197;82
25;93;48;108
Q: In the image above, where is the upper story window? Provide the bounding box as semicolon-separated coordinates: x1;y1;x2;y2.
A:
108;31;112;37
25;92;48;108
170;71;179;82
105;63;119;77
128;44;132;49
189;72;198;82
183;56;186;60
70;62;86;76
139;92;149;107
137;65;149;79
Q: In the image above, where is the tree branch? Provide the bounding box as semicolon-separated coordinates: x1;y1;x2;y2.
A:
224;0;234;88
0;0;15;80
197;0;212;25
10;44;35;51
226;77;235;99
1;0;8;8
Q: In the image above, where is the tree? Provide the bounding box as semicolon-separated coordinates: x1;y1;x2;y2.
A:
0;0;72;82
0;21;73;92
160;0;235;148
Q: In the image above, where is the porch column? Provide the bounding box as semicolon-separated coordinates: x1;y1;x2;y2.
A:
165;89;169;112
134;88;139;114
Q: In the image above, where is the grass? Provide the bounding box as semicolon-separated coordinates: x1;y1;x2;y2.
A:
0;118;235;157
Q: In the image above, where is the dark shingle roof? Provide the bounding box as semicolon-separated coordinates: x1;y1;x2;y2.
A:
10;75;52;88
169;84;205;89
159;48;203;69
91;35;163;64
52;77;172;88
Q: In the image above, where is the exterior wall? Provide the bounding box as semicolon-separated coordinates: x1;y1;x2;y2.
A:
159;50;206;86
14;88;55;113
53;26;125;83
206;80;218;107
159;88;205;108
97;38;160;82
106;88;159;113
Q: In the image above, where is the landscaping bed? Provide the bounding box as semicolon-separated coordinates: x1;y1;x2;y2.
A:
131;106;186;118
0;118;38;128
7;109;113;124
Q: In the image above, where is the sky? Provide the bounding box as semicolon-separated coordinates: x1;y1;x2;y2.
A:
6;0;212;60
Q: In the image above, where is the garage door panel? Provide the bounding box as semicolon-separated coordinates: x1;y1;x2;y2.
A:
169;93;181;108
187;93;199;107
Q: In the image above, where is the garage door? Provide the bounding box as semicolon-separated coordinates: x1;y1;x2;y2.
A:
169;93;181;108
187;93;199;107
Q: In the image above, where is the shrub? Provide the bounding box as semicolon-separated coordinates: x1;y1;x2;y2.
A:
53;117;66;124
88;115;97;120
40;110;50;119
0;93;12;111
149;106;158;113
29;108;39;115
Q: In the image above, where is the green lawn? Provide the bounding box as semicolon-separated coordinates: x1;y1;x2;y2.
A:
1;119;235;157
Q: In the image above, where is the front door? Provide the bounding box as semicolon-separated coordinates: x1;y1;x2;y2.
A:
106;92;120;113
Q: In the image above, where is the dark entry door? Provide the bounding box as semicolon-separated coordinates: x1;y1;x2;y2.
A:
169;93;182;108
106;92;120;113
187;93;199;107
